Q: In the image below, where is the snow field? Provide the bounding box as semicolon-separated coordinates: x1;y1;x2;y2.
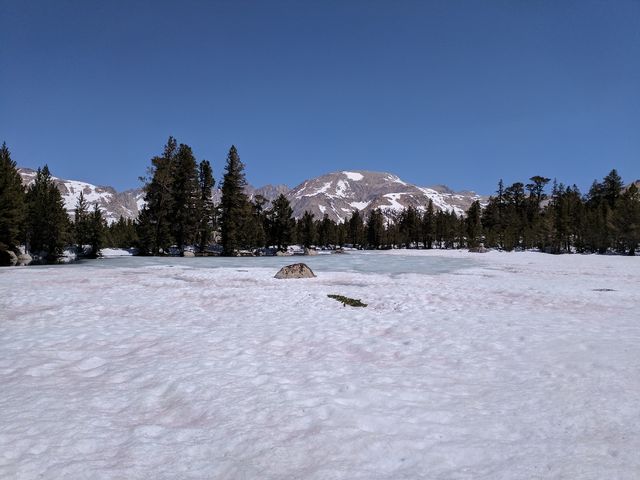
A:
1;251;639;479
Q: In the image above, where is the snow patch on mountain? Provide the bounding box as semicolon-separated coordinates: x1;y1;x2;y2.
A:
343;171;364;181
286;170;486;222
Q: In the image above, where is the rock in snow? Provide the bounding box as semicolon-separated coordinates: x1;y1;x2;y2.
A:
274;262;317;279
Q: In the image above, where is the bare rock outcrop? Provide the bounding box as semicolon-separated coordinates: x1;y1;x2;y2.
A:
274;263;316;279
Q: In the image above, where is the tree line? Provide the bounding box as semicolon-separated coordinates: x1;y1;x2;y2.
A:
0;142;108;265
1;137;639;265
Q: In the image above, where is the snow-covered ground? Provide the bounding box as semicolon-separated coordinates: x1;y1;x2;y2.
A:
1;251;639;479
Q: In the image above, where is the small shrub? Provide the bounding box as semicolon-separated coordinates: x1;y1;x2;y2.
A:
327;294;367;307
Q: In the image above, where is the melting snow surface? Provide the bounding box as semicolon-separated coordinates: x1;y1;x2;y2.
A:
1;251;639;479
342;171;364;181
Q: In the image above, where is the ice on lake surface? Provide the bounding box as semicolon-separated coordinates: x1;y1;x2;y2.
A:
37;250;478;275
1;250;640;479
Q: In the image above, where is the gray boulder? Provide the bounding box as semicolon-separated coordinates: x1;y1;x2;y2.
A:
274;263;316;279
17;252;33;266
303;247;318;256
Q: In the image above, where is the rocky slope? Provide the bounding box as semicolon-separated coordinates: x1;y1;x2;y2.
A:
18;168;145;224
287;171;486;222
19;168;486;224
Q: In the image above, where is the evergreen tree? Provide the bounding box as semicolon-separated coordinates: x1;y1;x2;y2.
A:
169;143;200;252
267;194;295;251
317;213;337;247
465;200;483;248
399;206;420;248
422;199;435;249
106;216;138;248
87;204;105;257
220;146;250;256
0;142;26;265
602;169;624;208
366;209;384;249
196;160;215;252
25;165;68;261
347;210;365;248
139;137;177;254
299;211;316;248
613;183;640;255
73;191;90;253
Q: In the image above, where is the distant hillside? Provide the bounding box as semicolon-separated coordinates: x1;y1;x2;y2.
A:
286;171;486;222
18;168;486;224
18;168;145;224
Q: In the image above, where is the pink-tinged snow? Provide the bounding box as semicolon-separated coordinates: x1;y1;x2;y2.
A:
1;251;639;479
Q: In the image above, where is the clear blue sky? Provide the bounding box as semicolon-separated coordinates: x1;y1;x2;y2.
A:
1;0;638;194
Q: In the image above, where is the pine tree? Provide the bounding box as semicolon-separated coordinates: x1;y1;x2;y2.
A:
317;213;337;247
220;146;250;256
139;137;177;254
196;160;215;253
169;143;200;252
602;169;624;209
399;206;420;248
299;211;316;248
347;210;365;248
73;191;90;253
106;216;138;248
0;142;26;265
88;204;105;257
465;200;483;248
613;183;640;255
25;165;68;262
366;209;384;249
267;194;295;252
422;199;435;249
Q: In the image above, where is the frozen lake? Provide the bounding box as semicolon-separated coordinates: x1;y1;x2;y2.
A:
1;250;639;479
40;250;478;276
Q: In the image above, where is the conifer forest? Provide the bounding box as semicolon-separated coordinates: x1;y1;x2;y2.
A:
1;138;638;265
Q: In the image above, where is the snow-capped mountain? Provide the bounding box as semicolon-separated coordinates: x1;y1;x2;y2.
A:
18;168;485;224
18;168;145;224
287;171;486;222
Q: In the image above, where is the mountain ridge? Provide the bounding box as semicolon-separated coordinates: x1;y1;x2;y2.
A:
18;167;487;223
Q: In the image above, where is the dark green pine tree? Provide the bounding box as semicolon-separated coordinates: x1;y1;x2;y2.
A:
399;205;420;248
267;194;295;252
613;183;640;255
347;209;365;248
169;143;200;253
422;199;435;249
602;169;624;209
220;146;251;256
138;137;177;255
317;213;337;248
106;216;138;248
25;165;68;262
196;160;215;253
465;200;483;248
299;211;316;248
73;191;90;253
366;208;385;249
87;204;106;257
0;142;26;265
